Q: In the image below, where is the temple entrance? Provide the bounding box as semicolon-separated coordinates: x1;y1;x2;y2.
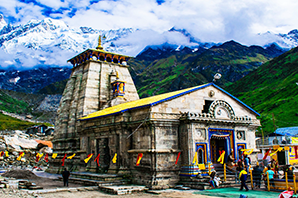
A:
210;136;228;164
96;138;111;172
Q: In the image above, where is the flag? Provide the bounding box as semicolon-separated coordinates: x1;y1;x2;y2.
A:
62;154;67;166
52;153;57;159
112;153;117;164
192;152;198;165
17;152;24;161
263;148;271;160
67;154;76;159
136;153;143;166
244;149;253;155
84;154;93;163
175;152;181;165
94;154;100;166
270;147;283;156
5;151;9;157
217;151;225;164
36;153;43;162
44;153;49;162
0;151;4;157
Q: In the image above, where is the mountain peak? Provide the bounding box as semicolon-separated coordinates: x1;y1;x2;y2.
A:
0;14;7;30
288;29;298;35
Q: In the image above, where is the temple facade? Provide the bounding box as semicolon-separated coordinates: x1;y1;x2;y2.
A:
50;38;261;188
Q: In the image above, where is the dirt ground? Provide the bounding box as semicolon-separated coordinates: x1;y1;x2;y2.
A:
0;189;218;198
2;169;82;189
40;191;218;198
0;170;216;198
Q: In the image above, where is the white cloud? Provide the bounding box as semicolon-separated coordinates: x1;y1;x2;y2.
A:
0;47;75;69
1;0;298;49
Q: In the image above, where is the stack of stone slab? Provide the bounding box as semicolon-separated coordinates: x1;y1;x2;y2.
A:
0;177;43;190
18;180;43;190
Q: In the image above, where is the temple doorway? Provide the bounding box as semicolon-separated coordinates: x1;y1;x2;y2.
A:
96;138;111;172
210;136;228;163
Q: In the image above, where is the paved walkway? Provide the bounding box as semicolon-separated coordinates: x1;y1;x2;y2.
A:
194;187;281;198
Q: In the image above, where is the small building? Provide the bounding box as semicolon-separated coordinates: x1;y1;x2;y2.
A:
26;125;48;135
257;127;298;166
268;127;298;145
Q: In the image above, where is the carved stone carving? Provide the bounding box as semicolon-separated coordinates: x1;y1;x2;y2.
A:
195;128;206;140
236;130;245;140
209;90;215;97
209;100;235;119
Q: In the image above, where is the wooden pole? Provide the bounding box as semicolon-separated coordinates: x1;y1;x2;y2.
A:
294;174;297;194
267;172;270;191
224;163;226;182
286;172;288;190
250;165;253;189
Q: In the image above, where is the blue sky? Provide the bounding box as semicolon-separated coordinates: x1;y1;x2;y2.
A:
1;0;298;43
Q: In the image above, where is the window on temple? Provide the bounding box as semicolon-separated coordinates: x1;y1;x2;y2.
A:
202;100;213;113
198;149;204;164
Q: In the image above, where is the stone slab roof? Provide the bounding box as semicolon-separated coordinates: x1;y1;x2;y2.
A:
79;82;260;121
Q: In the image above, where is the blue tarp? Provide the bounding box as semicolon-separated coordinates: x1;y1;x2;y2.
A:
271;127;298;137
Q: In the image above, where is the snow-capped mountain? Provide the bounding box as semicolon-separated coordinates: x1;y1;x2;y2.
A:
0;14;7;30
1;14;298;69
0;14;135;57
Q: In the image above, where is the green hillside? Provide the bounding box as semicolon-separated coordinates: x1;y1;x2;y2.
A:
0;113;35;131
0;89;31;114
129;41;283;98
0;89;53;130
226;47;298;134
37;79;68;94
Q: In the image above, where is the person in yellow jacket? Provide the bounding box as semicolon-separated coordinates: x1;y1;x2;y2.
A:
239;168;249;191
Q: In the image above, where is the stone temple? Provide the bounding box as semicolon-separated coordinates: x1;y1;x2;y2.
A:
50;37;260;188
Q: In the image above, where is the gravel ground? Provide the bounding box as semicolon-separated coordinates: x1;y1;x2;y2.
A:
0;188;217;198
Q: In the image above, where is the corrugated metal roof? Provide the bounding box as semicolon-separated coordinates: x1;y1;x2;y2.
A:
273;127;298;136
79;82;260;121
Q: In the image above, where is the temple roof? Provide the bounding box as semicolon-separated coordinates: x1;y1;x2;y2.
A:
79;82;260;121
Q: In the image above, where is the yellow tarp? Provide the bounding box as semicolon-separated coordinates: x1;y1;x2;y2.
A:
292;137;298;144
80;83;209;120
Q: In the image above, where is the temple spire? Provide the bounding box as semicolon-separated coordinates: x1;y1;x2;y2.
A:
96;35;104;50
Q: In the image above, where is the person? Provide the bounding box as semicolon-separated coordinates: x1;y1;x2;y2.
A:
283;165;294;180
270;159;279;177
239;167;249;191
244;155;250;173
237;158;244;172
62;168;70;187
266;167;275;189
252;164;263;188
227;150;235;167
209;170;220;188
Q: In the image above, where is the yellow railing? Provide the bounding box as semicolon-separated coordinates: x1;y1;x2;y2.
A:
267;172;270;191
249;165;253;189
224;163;226;182
248;169;297;192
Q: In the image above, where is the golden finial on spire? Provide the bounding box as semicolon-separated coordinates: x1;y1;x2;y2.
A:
96;35;104;50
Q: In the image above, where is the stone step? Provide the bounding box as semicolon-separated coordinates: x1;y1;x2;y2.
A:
70;172;124;181
57;176;130;186
98;185;147;195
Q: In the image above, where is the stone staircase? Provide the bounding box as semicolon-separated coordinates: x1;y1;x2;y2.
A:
57;172;131;186
180;164;243;190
